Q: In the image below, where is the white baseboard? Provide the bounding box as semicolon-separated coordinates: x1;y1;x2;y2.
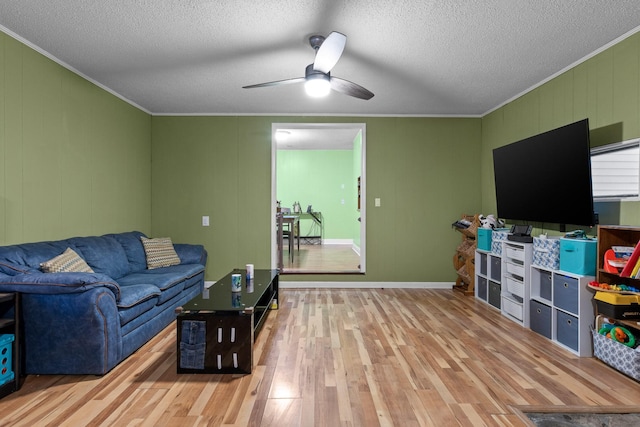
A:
322;239;354;245
279;281;454;289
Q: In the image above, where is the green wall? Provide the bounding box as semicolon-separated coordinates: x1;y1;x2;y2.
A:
0;32;151;245
151;116;482;282
277;149;357;240
11;22;640;284
480;31;640;231
151;116;273;280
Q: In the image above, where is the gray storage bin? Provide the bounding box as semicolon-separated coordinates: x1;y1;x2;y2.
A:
488;281;501;309
480;253;487;275
477;276;487;300
539;270;552;301
553;273;579;314
490;256;501;281
530;300;552;339
556;310;579;351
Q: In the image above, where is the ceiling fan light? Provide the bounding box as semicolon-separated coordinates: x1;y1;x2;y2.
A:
305;77;331;97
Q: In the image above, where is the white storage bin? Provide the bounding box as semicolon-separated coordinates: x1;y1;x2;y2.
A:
502;297;523;321
506;261;525;278
505;246;525;262
505;276;524;298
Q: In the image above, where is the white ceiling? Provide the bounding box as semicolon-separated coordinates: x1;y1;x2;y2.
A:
275;125;362;150
1;1;640;119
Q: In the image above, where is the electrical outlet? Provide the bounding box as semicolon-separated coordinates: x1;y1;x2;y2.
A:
375;198;381;207
202;216;210;226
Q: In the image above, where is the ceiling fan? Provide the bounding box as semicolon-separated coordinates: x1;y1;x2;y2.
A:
242;32;374;100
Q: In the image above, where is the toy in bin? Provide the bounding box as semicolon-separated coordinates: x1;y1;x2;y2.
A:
604;249;629;274
598;322;636;348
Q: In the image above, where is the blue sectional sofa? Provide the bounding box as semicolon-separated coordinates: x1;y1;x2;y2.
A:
0;231;207;375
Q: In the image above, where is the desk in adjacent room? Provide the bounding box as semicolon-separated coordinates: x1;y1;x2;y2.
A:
276;214;299;270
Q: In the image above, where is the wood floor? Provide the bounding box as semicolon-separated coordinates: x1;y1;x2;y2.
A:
1;288;640;426
282;243;361;274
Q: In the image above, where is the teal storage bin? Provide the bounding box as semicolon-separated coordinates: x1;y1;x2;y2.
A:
0;334;14;385
477;228;492;251
559;238;597;275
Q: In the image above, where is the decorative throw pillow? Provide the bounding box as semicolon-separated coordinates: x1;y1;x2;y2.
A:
141;236;181;269
40;248;95;273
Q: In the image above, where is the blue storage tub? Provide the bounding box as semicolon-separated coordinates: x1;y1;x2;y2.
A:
559;238;597;276
477;228;492;251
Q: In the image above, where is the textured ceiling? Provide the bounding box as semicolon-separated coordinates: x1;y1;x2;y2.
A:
0;1;640;117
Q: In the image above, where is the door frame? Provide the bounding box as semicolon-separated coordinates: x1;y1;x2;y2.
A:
271;122;366;273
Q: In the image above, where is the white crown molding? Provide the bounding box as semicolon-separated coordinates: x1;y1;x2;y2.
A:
0;24;151;115
483;24;640;117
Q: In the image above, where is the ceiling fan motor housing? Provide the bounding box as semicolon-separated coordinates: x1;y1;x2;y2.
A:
308;35;326;50
305;64;329;80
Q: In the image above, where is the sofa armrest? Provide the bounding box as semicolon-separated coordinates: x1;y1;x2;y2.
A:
22;288;122;374
174;244;208;266
0;272;121;300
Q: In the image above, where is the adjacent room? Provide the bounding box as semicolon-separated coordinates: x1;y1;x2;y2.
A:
274;123;363;274
1;1;640;426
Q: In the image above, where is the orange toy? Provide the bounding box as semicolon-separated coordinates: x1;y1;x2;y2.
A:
604;249;627;274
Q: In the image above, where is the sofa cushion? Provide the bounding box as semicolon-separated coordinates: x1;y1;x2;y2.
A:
142;264;204;284
1;241;73;270
140;237;181;269
117;284;161;326
173;243;207;266
40;248;94;273
67;236;131;279
117;272;186;304
106;231;148;273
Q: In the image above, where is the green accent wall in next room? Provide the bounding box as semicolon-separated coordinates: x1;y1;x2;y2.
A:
277;149;357;242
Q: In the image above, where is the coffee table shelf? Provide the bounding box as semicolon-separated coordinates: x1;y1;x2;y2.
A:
176;269;278;374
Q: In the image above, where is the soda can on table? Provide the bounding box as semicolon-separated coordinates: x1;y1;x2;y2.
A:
231;274;242;292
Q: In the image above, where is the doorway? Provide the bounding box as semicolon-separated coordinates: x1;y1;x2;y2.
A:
271;123;366;274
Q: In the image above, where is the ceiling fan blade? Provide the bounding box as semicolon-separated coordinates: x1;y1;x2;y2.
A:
313;31;346;74
330;77;374;100
243;77;305;89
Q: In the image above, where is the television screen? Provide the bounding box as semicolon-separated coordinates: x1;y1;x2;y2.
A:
492;119;595;227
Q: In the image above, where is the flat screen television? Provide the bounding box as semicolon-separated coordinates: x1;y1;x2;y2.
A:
492;118;595;227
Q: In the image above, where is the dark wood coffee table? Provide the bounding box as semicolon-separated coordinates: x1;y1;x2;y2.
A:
176;269;278;374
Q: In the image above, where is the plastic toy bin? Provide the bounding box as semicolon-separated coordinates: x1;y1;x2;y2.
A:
0;334;14;386
595;292;640;320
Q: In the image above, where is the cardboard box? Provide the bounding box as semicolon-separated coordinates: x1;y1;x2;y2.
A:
559;238;597;275
595;292;640;320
